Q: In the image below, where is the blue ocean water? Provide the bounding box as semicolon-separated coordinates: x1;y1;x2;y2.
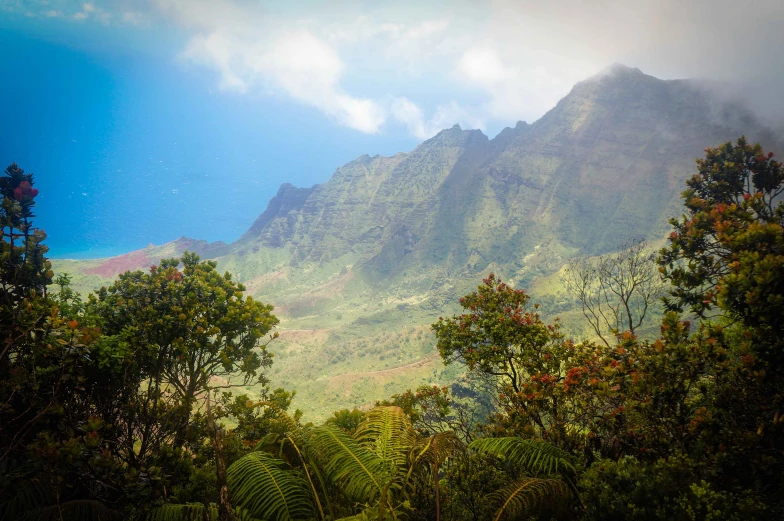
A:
0;28;419;259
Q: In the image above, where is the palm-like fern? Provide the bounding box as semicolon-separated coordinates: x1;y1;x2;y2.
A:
354;406;416;471
144;503;218;521
489;478;571;521
409;431;465;469
226;451;313;521
308;424;390;505
406;431;466;521
470;437;576;476
470;437;579;520
212;406;462;521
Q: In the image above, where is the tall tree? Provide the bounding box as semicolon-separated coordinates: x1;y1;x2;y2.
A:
432;274;579;445
0;162;54;457
659;137;784;371
90;253;279;453
0;164;129;520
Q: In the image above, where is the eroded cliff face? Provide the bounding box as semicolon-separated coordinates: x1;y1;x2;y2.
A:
56;65;782;418
236;66;776;289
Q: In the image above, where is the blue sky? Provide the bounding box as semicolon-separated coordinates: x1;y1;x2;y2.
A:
1;0;782;257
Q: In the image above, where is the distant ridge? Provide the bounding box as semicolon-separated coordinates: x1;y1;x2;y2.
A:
56;65;782;418
83;236;228;277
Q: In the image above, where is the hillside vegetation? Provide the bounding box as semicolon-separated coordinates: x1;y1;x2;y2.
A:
55;66;781;419
4;66;784;520
4;135;784;519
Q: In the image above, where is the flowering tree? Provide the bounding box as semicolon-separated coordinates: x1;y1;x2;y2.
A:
90;253;279;451
659;137;784;370
432;274;584;446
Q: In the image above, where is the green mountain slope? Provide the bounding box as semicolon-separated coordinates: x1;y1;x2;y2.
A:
54;65;781;419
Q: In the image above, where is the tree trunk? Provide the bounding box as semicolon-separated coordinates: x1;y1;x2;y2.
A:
434;435;440;521
214;426;234;521
206;394;235;521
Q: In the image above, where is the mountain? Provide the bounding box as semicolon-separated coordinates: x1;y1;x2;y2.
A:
54;65;781;419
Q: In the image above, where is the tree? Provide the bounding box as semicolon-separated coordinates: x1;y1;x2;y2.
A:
0;165;133;520
563;239;664;346
90;253;279;452
0;162;52;455
659;137;784;369
432;274;579;444
0;163;49;313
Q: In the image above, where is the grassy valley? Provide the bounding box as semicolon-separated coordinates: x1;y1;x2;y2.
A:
53;66;781;419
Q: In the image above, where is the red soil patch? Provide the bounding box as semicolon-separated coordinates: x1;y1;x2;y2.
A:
327;353;441;395
244;270;286;294
85;250;154;278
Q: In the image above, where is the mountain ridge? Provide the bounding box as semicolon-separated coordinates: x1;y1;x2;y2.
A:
54;65;782;418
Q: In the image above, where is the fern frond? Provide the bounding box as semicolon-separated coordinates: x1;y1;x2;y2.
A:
354;406;416;470
490;478;570;521
233;505;264;521
227;452;313;521
0;482;54;520
18;499;123;521
409;431;465;467
334;505;399;521
308;424;389;504
335;511;371;521
470;437;576;476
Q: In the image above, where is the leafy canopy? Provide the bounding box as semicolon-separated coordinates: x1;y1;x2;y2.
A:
659;137;784;369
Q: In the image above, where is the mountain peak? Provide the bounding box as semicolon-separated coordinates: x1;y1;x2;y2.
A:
603;63;644;76
580;63;661;87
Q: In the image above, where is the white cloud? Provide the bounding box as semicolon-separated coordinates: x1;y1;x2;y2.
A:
36;0;781;137
150;0;605;136
157;1;387;133
390;97;485;139
457;48;508;85
71;2;111;23
122;11;143;25
181;23;386;133
390;97;426;138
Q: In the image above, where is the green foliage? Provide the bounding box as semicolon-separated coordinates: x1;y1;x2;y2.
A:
0;162;51;315
0;165;142;519
432;274;575;444
85;252;280;473
660;137;784;369
8;129;784;519
91;252;278;399
579;454;765;521
469;438;576;478
226;452;313;521
145;503;218;521
16;500;123;521
309;424;390;505
468;437;577;520
328;409;366;434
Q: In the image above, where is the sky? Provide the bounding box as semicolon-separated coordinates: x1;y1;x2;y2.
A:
1;0;783;258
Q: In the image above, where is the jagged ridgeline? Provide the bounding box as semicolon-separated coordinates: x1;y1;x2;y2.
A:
55;65;781;418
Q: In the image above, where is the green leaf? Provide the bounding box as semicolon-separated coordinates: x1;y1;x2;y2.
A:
490;477;571;521
470;437;576;476
308;424;389;503
227;451;313;521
